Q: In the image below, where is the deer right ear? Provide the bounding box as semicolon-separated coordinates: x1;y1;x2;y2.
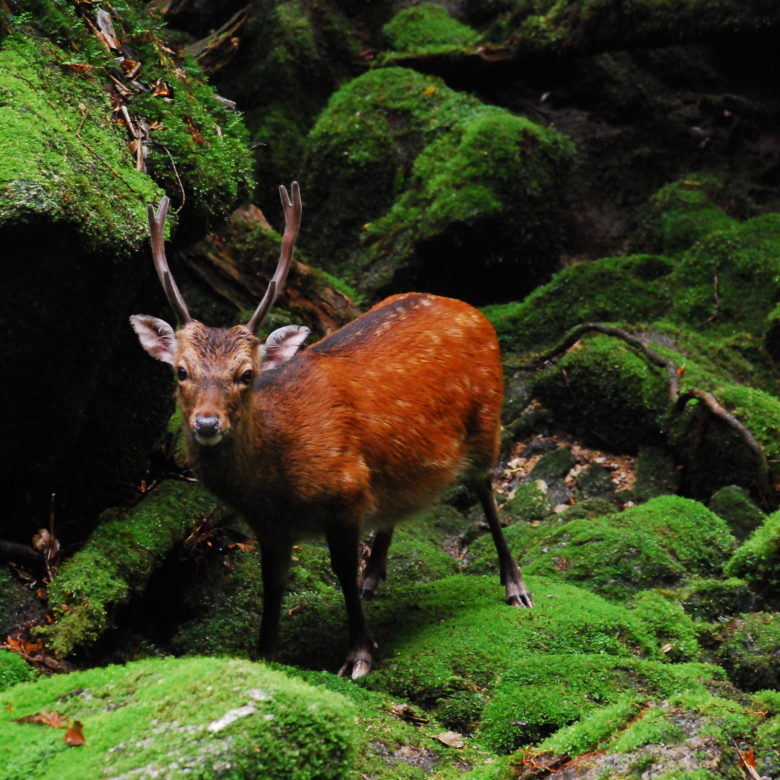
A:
130;315;176;365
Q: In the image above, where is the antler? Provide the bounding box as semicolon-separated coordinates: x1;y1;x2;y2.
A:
147;197;192;326
247;181;302;334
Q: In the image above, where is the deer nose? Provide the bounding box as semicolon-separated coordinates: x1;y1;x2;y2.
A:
194;415;221;439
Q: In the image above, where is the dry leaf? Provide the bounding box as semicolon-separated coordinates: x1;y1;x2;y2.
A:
64;720;86;746
14;710;68;728
433;731;465;749
388;703;429;727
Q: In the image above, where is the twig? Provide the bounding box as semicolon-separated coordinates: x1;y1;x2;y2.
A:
156;142;186;213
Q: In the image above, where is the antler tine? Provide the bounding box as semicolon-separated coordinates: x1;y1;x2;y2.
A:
247;182;302;334
147;196;191;326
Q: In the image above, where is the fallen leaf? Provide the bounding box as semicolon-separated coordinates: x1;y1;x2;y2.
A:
5;702;12;714
64;720;86;746
433;731;465;749
388;703;429;726
14;710;68;728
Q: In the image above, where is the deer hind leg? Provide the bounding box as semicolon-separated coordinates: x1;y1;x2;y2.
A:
326;521;378;679
473;477;534;608
360;528;394;600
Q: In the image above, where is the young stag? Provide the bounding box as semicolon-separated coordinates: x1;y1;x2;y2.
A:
130;183;533;678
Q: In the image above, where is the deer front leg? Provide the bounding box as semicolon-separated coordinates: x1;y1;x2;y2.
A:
257;538;294;660
326;521;377;679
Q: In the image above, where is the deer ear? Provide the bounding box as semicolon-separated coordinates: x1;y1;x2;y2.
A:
261;325;310;371
130;315;176;365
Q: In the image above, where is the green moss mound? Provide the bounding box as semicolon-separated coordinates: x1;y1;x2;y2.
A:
305;66;575;301
39;482;218;657
0;32;161;252
708;485;766;541
356;576;660;710
715;613;780;691
519;496;735;600
382;3;481;58
477;654;721;753
0;657;356;779
0;650;34;692
724;510;780;601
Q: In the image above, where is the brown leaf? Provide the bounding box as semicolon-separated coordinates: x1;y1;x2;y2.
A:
388;703;429;726
64;720;86;746
5;702;12;714
433;731;465;749
183;115;206;144
14;710;68;728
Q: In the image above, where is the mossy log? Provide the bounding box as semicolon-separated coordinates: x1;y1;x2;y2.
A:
38;480;218;657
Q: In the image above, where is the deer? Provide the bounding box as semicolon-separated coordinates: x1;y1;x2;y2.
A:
130;183;533;678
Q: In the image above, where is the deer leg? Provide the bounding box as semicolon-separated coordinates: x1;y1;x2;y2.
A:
360;528;394;599
474;477;534;608
257;538;294;660
326;522;377;679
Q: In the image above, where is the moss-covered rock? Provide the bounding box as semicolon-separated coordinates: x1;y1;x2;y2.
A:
627;590;702;663
0;1;252;538
0;656;357;779
38;481;219;657
381;3;481;61
533;334;671;452
476;654;719;753
356;576;661;706
724;510;780;602
714;612;780;692
0;650;34;693
708;485;767;541
635;445;680;502
305;66;576;303
502;482;555;523
518;496;735;600
679;578;761;622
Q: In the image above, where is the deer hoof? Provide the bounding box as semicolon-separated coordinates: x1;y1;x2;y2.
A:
338;650;373;679
506;583;534;609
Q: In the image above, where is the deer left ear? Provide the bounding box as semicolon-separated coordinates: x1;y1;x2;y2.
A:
260;325;310;371
130;314;177;364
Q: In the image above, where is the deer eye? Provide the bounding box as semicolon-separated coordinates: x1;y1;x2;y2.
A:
238;369;253;385
177;366;188;381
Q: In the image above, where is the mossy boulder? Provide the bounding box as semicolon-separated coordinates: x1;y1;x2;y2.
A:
0;650;34;693
0;3;252;538
0;657;357;779
38;481;219;658
714;612;780;692
381;3;481;61
679;578;761;622
724;510;780;602
515;496;735;600
354;576;661;709
533;334;671;452
476;654;720;753
304;66;576;303
708;485;766;541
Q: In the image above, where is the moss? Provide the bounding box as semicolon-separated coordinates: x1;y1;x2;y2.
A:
714;613;780;692
479;653;727;754
5;3;253;230
628;174;741;255
0;657;356;779
482;254;674;354
0;650;35;692
533;333;671;452
381;3;481;58
305;66;576;302
635;445;680;502
753;691;780;778
679;578;760;621
712;384;780;475
355;576;660;706
0;32;161;252
528;447;576;484
503;482;554;522
708;485;766;541
724;510;780;601
627;591;701;662
38;481;218;657
521;496;736;600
